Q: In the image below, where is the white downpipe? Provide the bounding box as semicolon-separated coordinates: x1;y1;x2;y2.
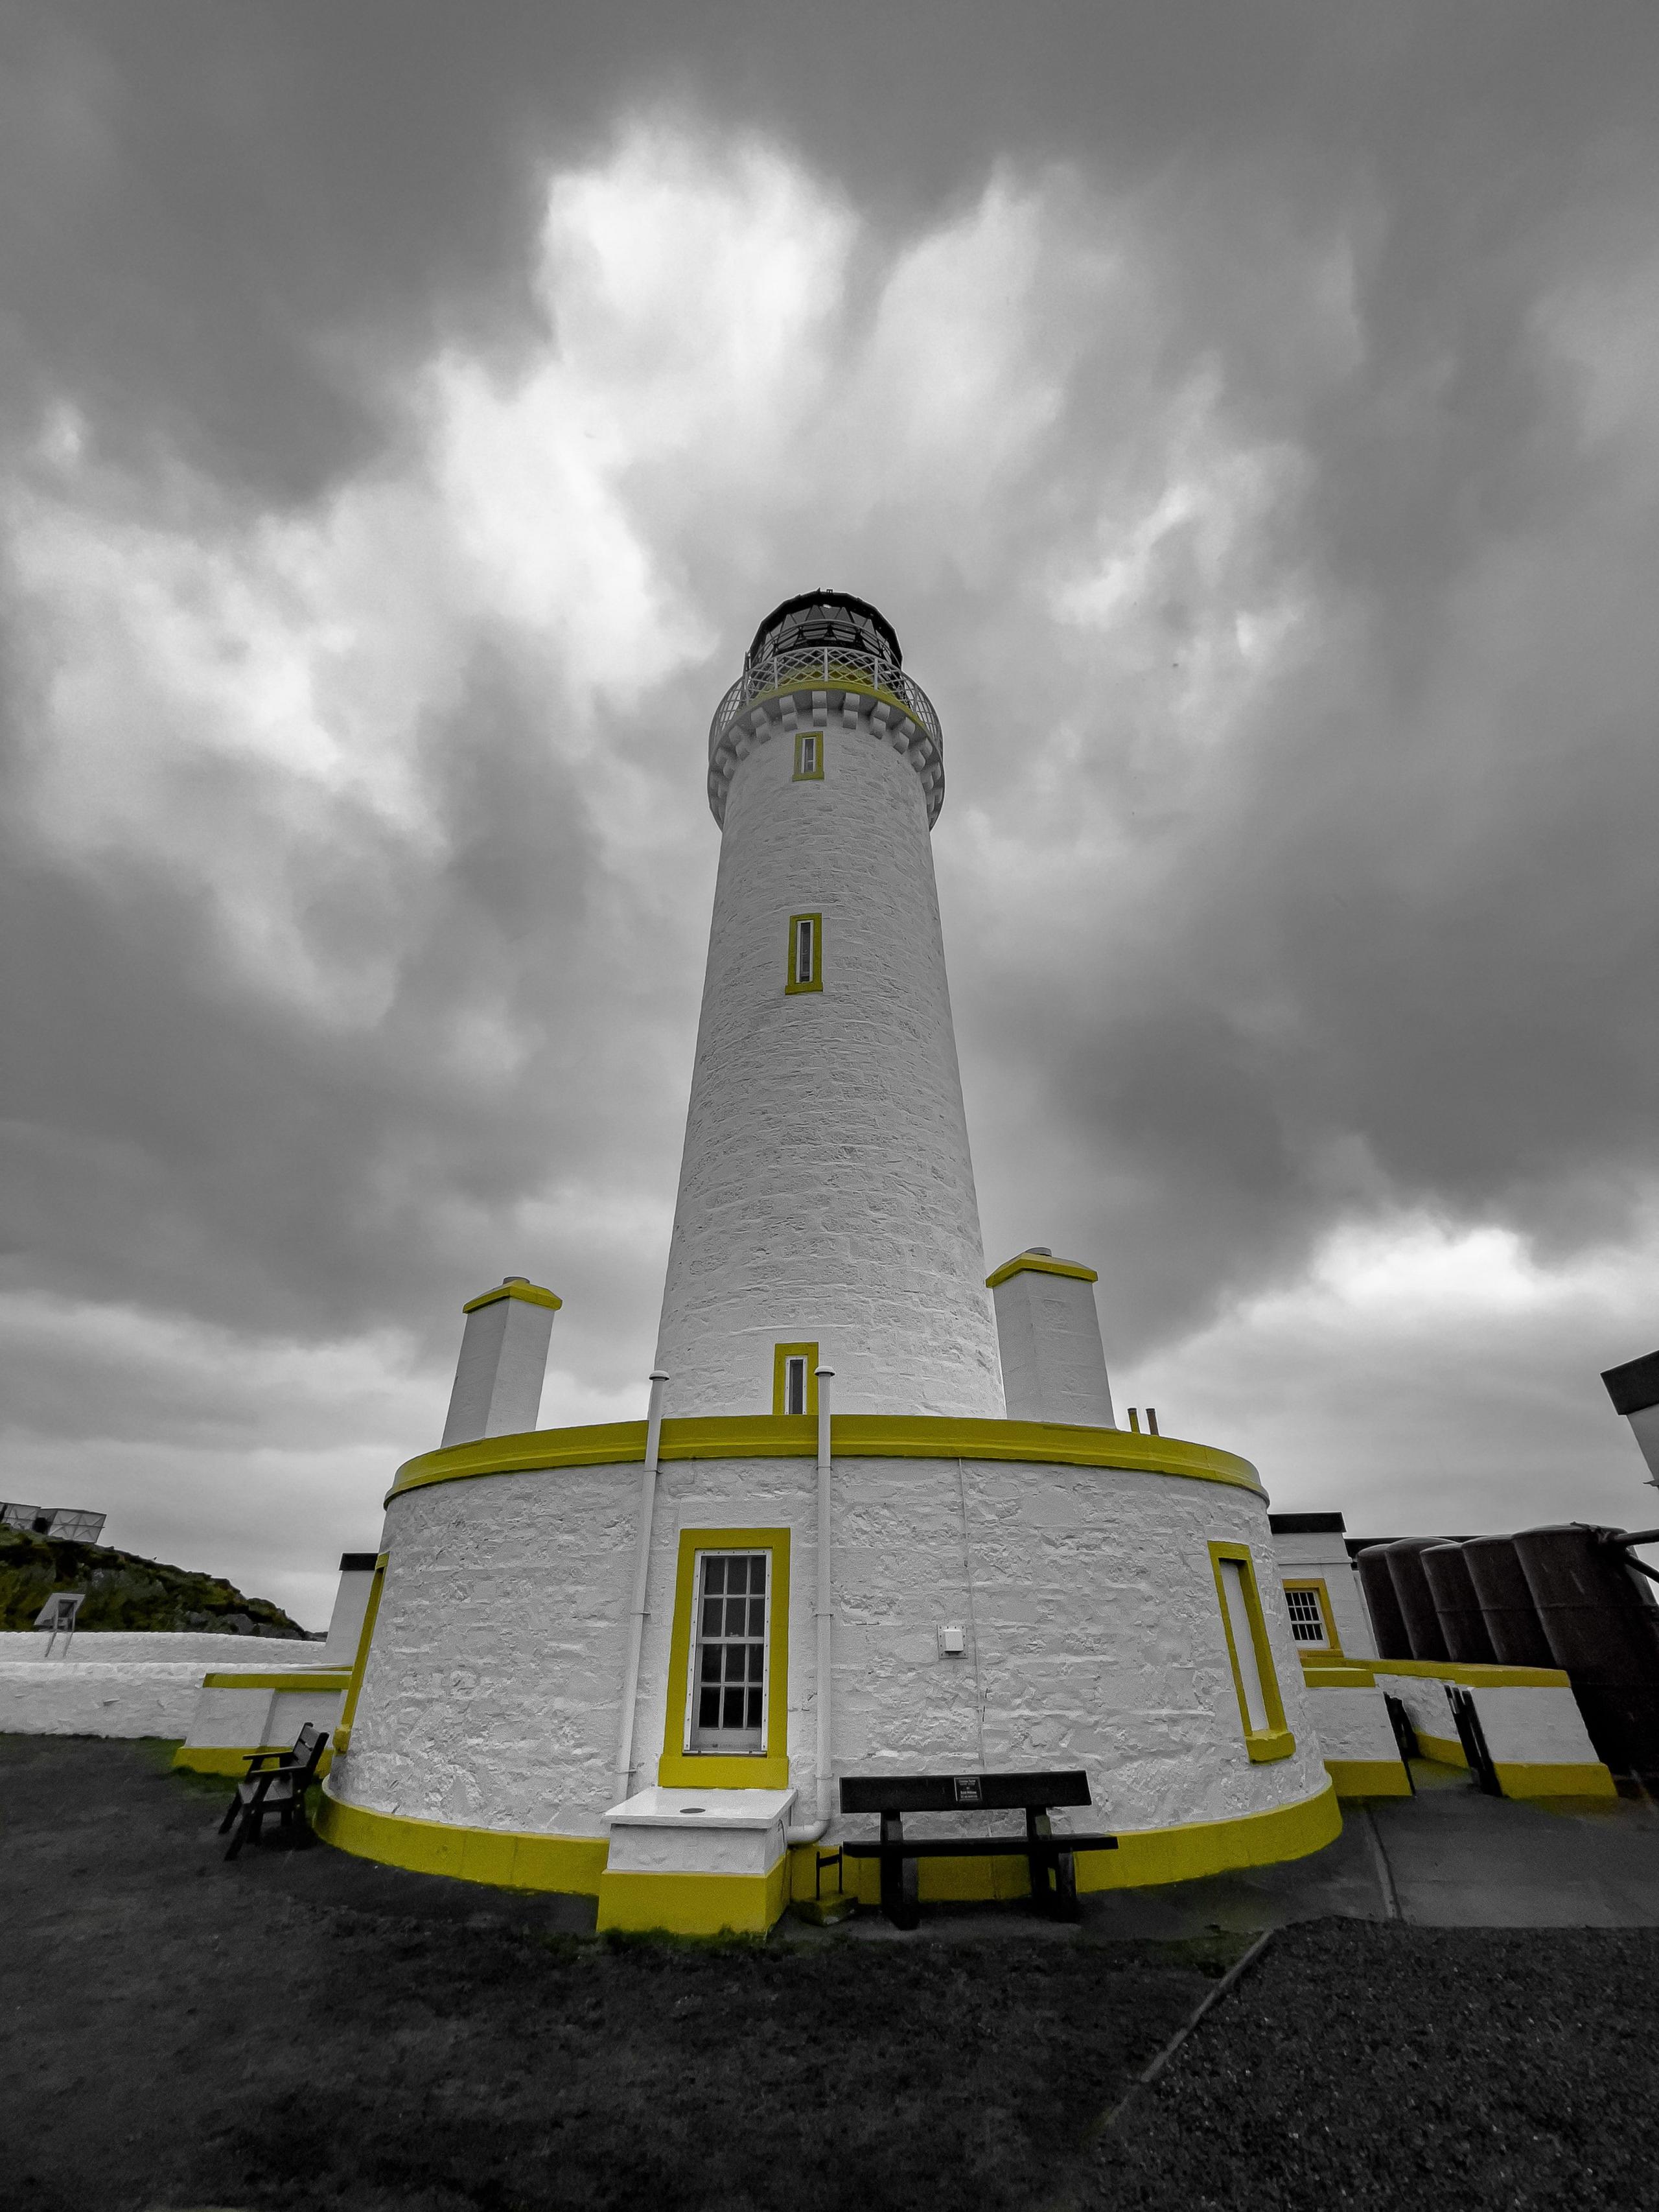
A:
787;1366;835;1848
612;1370;668;1809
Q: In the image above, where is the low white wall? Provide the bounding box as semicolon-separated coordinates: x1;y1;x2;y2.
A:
1303;1682;1403;1766
1376;1670;1601;1770
0;1631;318;1666
0;1661;207;1736
180;1680;345;1753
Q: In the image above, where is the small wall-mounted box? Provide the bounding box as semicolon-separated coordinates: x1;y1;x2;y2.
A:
937;1624;966;1657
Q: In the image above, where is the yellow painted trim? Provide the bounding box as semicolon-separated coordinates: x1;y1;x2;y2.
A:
1301;1661;1378;1688
316;1786;609;1893
1281;1577;1343;1657
387;1415;1264;1504
658;1527;791;1789
596;1856;791;1936
771;1343;820;1418
331;1554;386;1754
200;1670;350;1692
785;911;823;995
1416;1730;1468;1767
172;1741;337;1778
461;1281;562;1314
823;1781;1341;1903
1209;1541;1294;1762
984;1253;1099;1290
792;730;824;782
1374;1658;1570;1690
1246;1727;1297;1764
1493;1760;1618;1800
1325;1758;1413;1797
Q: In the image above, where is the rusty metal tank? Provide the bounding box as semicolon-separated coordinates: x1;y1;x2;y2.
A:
1354;1544;1411;1660
1511;1523;1659;1777
1461;1534;1555;1669
1421;1543;1496;1663
1382;1537;1450;1662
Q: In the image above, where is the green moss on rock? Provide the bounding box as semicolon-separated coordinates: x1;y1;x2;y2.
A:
0;1528;305;1636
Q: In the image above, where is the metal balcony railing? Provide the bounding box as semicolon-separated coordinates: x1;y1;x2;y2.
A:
707;644;942;763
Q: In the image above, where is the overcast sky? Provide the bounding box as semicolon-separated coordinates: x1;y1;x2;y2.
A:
5;1;1659;1627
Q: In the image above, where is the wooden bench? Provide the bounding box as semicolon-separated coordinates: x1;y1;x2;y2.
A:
839;1770;1117;1928
218;1723;330;1859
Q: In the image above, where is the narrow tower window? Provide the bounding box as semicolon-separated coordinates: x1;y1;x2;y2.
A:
793;731;822;780
689;1550;769;1752
772;1342;819;1415
785;912;823;994
1209;1541;1295;1762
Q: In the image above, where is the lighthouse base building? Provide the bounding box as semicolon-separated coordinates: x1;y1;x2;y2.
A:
314;593;1342;1930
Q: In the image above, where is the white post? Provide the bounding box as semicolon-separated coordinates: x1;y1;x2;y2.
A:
815;1366;835;1824
612;1371;668;1808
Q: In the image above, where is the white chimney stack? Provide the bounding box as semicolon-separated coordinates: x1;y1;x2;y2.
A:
441;1278;561;1448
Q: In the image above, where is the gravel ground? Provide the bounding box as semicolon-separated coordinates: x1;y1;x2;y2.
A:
1075;1918;1659;2211
0;1737;1216;2212
7;1736;1659;2212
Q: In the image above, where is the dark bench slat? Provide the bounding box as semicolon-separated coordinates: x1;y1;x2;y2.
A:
842;1834;1118;1859
839;1769;1091;1815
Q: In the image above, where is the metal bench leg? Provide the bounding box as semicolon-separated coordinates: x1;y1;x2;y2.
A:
879;1814;920;1931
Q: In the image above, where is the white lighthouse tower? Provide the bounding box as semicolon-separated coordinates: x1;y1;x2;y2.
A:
656;592;1003;1419
320;588;1338;1937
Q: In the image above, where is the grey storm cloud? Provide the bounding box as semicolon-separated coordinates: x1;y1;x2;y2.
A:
4;0;1659;1618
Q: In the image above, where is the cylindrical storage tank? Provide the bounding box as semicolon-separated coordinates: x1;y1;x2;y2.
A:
1383;1538;1450;1662
1421;1543;1496;1663
1512;1524;1659;1777
1354;1546;1411;1660
1463;1535;1554;1668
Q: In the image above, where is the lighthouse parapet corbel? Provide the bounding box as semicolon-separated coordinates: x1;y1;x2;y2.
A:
705;642;946;830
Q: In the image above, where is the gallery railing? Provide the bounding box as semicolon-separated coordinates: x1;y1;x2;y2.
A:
708;644;942;762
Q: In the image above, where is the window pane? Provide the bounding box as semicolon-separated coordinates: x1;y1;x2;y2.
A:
723;1686;745;1727
701;1596;721;1635
748;1598;765;1637
699;1688;719;1725
752;1557;766;1592
730;1557;751;1592
705;1558;726;1594
700;1647;721;1682
747;1643;765;1680
747;1689;763;1726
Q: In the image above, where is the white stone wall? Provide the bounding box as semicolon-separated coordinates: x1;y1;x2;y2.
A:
0;1631;318;1665
0;1660;209;1736
1270;1533;1376;1659
1301;1682;1405;1767
655;702;1004;1418
334;1452;1328;1845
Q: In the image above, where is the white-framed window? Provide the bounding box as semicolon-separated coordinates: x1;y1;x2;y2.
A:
1284;1585;1331;1647
783;1355;807;1415
799;733;817;775
689;1550;770;1753
796;916;815;983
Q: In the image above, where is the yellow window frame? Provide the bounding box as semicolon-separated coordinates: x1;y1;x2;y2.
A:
332;1552;388;1754
786;911;823;994
658;1526;791;1789
772;1341;820;1417
1208;1540;1295;1764
1282;1576;1343;1656
793;731;824;781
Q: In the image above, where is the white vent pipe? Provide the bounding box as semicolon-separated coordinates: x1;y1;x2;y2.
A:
612;1370;668;1808
787;1365;835;1846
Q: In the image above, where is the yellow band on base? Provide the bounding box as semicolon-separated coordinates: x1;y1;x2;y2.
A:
596;1857;792;1937
315;1784;609;1894
173;1742;336;1778
1492;1760;1618;1799
1325;1758;1412;1797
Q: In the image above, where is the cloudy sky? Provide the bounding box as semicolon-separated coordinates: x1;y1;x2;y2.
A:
5;1;1658;1627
